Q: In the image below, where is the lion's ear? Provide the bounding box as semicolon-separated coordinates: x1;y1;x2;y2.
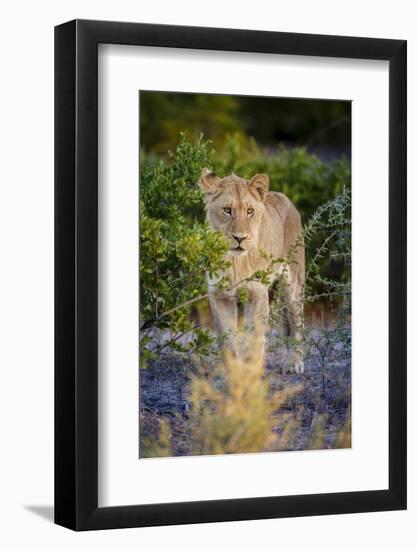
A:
199;168;221;194
248;174;269;201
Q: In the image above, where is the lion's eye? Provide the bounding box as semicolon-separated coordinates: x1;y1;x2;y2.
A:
247;208;254;216
223;207;232;215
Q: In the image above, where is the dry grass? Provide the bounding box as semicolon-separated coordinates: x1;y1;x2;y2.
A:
142;337;304;457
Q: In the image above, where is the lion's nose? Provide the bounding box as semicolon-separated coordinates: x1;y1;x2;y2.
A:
232;234;248;245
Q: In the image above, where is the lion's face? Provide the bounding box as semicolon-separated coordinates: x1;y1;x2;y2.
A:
199;170;269;257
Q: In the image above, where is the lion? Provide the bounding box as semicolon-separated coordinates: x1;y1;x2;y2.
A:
199;168;305;373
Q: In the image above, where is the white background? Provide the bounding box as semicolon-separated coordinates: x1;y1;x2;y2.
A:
0;1;415;548
99;46;389;506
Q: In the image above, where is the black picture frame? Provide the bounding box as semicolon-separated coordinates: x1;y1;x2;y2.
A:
55;19;407;531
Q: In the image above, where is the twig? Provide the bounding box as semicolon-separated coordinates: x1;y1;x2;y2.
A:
156;324;201;353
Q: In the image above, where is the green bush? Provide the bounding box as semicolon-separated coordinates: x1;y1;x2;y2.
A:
140;136;230;365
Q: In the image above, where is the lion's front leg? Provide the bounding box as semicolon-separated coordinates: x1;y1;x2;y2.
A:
208;292;239;356
283;272;305;374
243;284;269;363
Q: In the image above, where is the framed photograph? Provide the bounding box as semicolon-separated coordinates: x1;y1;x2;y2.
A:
55;19;406;530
